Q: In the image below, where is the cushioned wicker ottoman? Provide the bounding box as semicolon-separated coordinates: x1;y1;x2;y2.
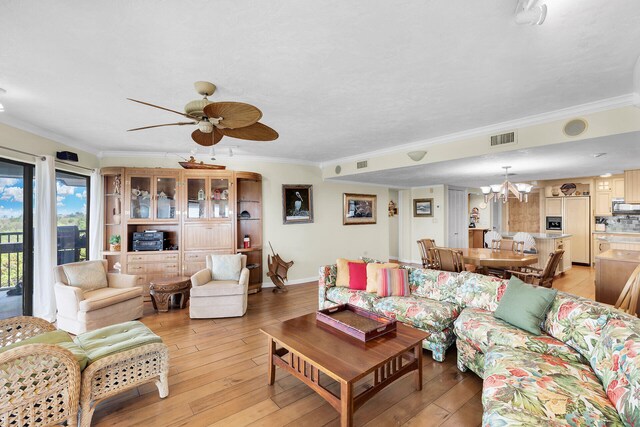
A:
74;321;170;427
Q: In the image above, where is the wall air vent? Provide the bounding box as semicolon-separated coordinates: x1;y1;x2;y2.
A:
490;131;517;147
356;160;368;169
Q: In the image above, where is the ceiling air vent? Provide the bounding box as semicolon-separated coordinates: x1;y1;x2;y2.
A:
356;160;368;169
490;131;517;147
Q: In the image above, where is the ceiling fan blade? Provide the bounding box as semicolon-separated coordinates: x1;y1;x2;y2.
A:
127;98;194;119
219;122;279;141
203;102;262;129
127;122;197;132
191;128;224;147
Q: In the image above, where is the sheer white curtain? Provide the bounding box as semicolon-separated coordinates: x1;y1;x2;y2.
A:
89;168;103;260
33;155;57;321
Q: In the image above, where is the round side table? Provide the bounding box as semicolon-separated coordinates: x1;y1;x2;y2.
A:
149;276;191;313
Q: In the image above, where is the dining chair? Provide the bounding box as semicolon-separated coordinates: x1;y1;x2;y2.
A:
512;232;536;253
431;248;465;273
507;249;564;288
484;230;502;249
417;239;437;268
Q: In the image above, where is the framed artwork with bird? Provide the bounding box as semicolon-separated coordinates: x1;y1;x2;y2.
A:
282;185;314;224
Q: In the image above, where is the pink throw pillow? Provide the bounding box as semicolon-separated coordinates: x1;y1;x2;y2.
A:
348;262;368;290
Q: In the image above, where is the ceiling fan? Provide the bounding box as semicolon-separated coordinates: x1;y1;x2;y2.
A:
127;81;278;147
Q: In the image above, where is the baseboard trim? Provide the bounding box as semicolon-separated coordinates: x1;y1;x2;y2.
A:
261;276;317;287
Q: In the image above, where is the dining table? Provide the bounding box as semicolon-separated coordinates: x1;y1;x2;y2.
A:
452;248;538;269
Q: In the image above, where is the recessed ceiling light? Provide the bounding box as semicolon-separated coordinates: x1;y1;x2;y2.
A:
600;173;612;178
593;153;607;158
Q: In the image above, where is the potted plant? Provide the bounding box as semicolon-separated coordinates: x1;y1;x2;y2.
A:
109;235;121;252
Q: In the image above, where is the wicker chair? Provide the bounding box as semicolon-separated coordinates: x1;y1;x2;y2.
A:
0;316;81;427
0;316;170;427
417;239;437;268
507;249;565;288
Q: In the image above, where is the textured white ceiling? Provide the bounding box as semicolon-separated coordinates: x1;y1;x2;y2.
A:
333;132;640;188
0;1;639;161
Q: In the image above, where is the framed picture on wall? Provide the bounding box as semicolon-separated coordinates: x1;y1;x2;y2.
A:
413;198;433;217
282;185;314;224
343;193;377;225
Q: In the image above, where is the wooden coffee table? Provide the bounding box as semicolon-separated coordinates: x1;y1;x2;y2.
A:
149;276;191;312
260;313;428;427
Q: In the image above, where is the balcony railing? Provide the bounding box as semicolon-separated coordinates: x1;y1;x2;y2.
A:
0;227;87;289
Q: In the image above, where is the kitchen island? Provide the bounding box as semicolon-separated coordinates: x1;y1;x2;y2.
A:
595;249;640;316
502;233;572;273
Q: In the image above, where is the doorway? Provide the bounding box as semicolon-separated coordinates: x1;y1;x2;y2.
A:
0;158;34;318
447;188;467;248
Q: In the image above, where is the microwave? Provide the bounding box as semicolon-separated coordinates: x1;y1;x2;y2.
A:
546;216;562;231
612;200;640;215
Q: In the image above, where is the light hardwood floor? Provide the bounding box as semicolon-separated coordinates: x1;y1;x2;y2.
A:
93;266;595;427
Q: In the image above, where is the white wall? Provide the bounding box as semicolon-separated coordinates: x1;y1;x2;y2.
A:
398;185;446;263
0;123;99;170
388;189;399;259
99;155;390;283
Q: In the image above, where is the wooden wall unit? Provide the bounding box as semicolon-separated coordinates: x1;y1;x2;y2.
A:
102;167;264;298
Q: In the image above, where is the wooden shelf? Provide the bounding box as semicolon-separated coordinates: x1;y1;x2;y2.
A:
237;218;261;221
238;200;260;203
237;247;262;253
105;193;122;197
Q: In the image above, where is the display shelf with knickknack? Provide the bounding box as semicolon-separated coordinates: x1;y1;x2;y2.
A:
102;167;263;299
101;168;125;273
236;172;263;293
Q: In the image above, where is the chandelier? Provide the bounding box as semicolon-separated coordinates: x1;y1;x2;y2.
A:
481;166;533;203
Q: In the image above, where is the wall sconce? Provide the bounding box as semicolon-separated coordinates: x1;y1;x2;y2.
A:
407;151;427;162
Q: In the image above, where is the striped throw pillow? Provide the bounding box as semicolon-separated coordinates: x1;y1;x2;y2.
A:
377;268;410;297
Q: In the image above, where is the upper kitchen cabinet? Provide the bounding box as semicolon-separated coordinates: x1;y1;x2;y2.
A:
613;178;625;199
624;170;640;203
595;190;612;216
125;170;180;222
545;198;563;216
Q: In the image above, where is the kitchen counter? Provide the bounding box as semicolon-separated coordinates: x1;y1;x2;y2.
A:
596;249;640;263
502;233;572;240
595;249;640;315
595;235;640;244
592;231;640;235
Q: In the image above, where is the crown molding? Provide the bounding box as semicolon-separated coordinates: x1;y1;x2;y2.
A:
319;93;636;168
325;176;407;190
0;114;100;155
98;150;319;166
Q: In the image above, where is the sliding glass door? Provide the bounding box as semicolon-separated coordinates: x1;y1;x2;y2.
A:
0;158;34;318
55;170;89;265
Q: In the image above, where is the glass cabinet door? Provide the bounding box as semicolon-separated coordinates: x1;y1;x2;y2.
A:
186;178;207;219
210;178;230;219
155;176;177;220
129;176;152;220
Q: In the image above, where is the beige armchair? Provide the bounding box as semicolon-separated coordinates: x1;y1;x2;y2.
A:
54;260;143;335
190;254;249;318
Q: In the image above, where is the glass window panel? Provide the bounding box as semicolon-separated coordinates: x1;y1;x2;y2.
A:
210;178;229;218
56;170;89;265
187;178;206;219
0;159;26;318
130;176;152;219
156;177;177;219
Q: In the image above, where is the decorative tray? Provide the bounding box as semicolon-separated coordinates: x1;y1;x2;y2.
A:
316;304;397;342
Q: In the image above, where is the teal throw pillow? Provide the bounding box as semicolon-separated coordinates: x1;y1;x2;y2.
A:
494;275;558;335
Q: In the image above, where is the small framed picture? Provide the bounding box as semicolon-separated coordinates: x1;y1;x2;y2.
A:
343;193;377;225
282;185;313;224
413;198;433;217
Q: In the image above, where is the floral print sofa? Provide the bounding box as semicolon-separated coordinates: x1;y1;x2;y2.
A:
319;263;640;426
319;264;504;362
453;278;640;426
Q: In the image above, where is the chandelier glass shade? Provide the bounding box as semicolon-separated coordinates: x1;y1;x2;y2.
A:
481;167;533;203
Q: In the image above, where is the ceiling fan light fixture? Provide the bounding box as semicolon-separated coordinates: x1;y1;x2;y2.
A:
198;120;214;133
407;150;427;161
